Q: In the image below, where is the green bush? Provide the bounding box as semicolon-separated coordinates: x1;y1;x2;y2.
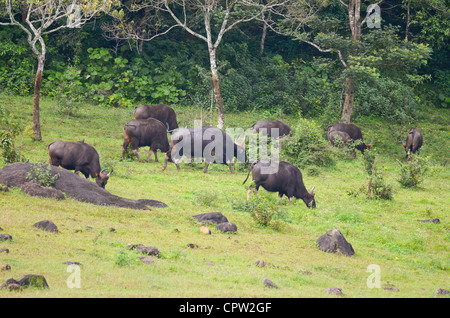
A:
361;150;393;200
397;155;429;188
282;117;333;168
0;106;26;164
348;150;393;200
26;162;60;187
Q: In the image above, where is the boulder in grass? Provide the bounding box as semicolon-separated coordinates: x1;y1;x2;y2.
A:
193;212;228;225
0;234;12;241
1;274;49;289
136;245;160;257
216;222;237;233
33;220;58;233
317;229;355;256
323;287;343;296
21;181;65;200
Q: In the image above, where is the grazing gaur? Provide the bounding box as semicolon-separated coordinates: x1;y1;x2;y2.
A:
403;126;423;160
327;123;372;153
162;126;247;173
122;118;170;162
134;104;178;132
243;160;316;208
48;140;112;188
327;130;352;147
251;120;291;138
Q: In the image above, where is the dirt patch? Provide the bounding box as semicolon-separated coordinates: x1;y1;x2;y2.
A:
0;162;167;210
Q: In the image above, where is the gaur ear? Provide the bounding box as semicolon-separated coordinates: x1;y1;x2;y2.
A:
309;185;315;196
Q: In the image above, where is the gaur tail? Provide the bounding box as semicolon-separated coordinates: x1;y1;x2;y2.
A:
242;169;251;185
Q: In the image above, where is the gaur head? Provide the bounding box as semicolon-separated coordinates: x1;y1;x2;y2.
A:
305;185;316;209
96;169;112;188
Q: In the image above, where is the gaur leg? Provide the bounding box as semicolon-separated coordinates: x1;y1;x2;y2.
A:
148;149;153;163
133;148;143;162
204;161;210;173
162;153;169;171
122;139;130;160
227;162;235;174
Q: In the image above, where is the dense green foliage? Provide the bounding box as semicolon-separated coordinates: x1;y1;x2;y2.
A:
0;0;448;123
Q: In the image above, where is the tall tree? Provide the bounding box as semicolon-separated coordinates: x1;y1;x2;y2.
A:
267;0;431;122
0;0;116;140
105;0;286;129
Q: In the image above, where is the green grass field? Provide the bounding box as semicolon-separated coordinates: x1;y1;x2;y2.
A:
0;93;448;298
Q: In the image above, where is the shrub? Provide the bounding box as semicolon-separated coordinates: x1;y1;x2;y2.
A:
349;150;393;200
0;106;26;164
26;162;60;187
282;117;333;168
397;155;429;188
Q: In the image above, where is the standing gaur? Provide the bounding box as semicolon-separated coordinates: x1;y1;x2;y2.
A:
134;104;179;132
243;160;316;208
251;120;291;138
162;126;247;173
122;118;170;162
327;123;372;153
403;126;423;160
48;140;112;188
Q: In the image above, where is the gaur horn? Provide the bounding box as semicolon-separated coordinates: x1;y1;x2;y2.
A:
310;185;315;195
107;168;113;177
402;138;406;147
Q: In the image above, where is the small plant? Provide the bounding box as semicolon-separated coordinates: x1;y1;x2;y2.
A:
397;154;429;188
114;249;137;267
0;106;26;164
350;150;393;200
236;191;282;227
282;116;334;168
26;161;60;187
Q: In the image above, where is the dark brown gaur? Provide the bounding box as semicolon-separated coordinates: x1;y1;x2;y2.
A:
134;104;179;133
251;120;291;138
243;160;316;208
122;118;170;163
48;140;112;188
327;123;372;153
162;126;247;173
402;126;423;160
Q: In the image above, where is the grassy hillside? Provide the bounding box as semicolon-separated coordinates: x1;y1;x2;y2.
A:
0;93;448;298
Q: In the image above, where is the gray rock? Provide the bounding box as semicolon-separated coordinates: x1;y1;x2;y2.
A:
419;218;440;224
216;222;237;233
317;229;355;256
16;274;49;289
136;245;160;257
263;278;278;289
437;288;449;295
0;233;12;241
21;181;65;200
1;274;49;289
33;220;58;233
0;163;167;210
139;257;154;264
323;287;343;296
193;212;228;224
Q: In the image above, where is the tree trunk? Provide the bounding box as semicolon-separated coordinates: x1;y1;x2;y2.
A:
340;0;361;123
32;56;44;141
341;77;354;123
208;47;225;129
260;11;271;55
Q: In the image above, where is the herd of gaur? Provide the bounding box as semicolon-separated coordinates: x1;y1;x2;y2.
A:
47;104;423;209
